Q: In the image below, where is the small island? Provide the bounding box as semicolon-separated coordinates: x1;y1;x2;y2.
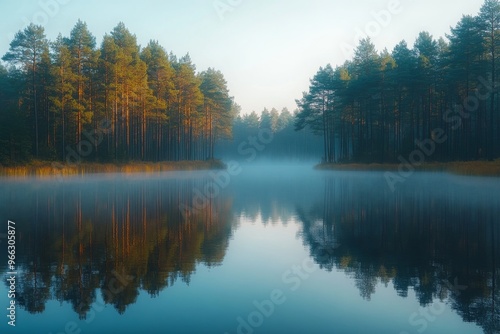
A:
0;160;226;178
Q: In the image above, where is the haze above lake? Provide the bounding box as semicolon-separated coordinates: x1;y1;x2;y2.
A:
1;164;498;334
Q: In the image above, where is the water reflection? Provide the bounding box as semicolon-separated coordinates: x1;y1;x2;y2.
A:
0;174;234;319
0;170;499;333
298;173;500;334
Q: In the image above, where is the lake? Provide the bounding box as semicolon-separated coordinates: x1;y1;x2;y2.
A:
0;164;499;334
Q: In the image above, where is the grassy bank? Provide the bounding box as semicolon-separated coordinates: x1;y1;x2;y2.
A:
0;160;226;178
316;160;500;177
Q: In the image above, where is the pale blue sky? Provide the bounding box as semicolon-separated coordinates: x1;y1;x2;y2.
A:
0;0;485;114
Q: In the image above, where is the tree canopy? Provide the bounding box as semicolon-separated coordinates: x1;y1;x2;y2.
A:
296;0;500;163
1;22;235;164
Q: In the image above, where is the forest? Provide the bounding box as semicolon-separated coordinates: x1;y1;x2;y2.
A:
0;21;235;164
216;107;323;161
3;1;500;167
296;0;500;163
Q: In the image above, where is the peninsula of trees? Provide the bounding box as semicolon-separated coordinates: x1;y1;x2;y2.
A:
296;0;500;164
0;21;235;165
3;1;500;170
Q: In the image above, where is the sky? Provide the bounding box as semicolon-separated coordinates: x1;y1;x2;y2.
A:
0;0;486;114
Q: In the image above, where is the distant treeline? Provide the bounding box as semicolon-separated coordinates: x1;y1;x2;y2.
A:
296;0;500;163
216;108;323;161
0;21;235;165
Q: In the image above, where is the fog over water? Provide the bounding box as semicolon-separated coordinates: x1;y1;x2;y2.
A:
0;163;498;333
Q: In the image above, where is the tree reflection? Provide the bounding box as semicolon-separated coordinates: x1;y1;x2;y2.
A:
298;176;500;333
1;172;499;333
2;177;234;319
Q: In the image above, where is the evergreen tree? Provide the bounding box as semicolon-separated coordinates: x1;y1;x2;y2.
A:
67;20;98;147
51;34;76;161
2;24;49;158
200;68;233;159
141;40;174;160
479;0;500;159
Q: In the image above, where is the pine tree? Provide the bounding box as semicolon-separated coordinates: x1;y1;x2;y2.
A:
392;41;418;155
108;22;150;159
199;68;233;159
172;54;203;160
447;15;486;160
2;24;49;158
0;65;32;163
295;65;336;162
141;41;174;160
63;20;97;155
479;0;500;159
51;34;76;161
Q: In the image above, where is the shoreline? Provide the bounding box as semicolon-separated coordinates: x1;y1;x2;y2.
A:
316;161;500;177
0;160;227;178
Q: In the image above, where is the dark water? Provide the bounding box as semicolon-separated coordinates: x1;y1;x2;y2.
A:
0;164;499;334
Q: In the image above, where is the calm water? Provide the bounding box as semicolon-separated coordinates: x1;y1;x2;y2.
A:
0;164;499;334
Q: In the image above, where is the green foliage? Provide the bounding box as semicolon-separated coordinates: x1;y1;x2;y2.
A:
217;107;323;161
2;24;49;69
296;0;500;163
0;64;32;164
1;21;235;164
2;24;49;159
200;68;233;144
